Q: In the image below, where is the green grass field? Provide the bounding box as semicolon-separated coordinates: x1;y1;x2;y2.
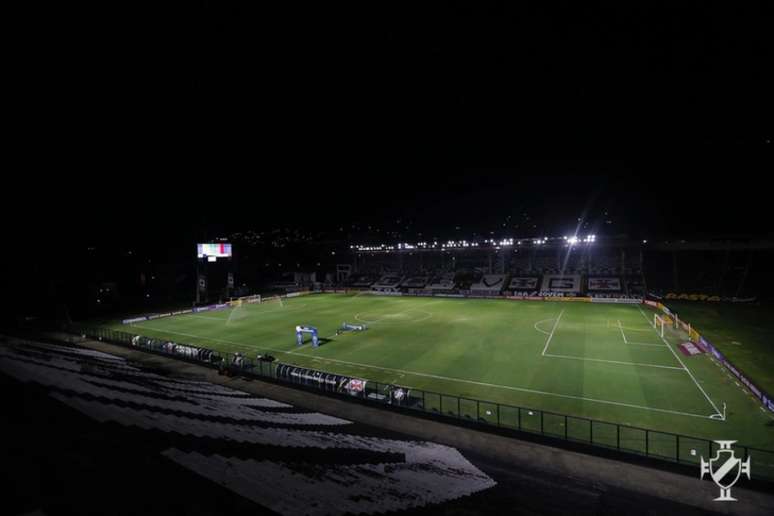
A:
663;301;774;397
107;293;774;456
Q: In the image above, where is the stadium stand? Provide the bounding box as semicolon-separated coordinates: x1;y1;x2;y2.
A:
561;249;585;275
540;274;582;295
589;252;620;275
427;272;457;291
623;252;643;276
0;338;496;515
348;273;377;288
642;248;759;299
625;276;646;297
510;253;531;273
507;276;540;294
470;274;507;296
533;254;558;273
371;274;404;292
400;275;429;289
586;276;623;293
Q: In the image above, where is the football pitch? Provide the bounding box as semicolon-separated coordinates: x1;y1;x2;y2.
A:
109;293;774;452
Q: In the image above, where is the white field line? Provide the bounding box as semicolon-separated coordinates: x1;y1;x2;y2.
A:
291;355;715;419
535;316;674;367
354;310;434;324
607;320;651;332
130;324;290;346
134;302;311;326
533;318;555;336
129;323;715;420
626;341;670;348
637;305;723;419
541;309;565;356
618;327;652;333
617;321;668;347
184;306;312;323
543;353;686;370
617;321;628;343
187;314;228;321
245;303;309;316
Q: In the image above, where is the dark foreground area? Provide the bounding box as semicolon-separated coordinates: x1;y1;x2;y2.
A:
2;334;773;516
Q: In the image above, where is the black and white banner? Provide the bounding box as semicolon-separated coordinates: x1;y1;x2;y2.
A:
482;276;504;288
508;277;538;290
472;275;505;291
587;277;622;291
542;274;581;292
276;363;367;397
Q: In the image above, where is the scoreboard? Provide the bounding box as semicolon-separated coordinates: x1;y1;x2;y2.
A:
197;243;232;260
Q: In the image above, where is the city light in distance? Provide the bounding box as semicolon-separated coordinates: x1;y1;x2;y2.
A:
352;233;601;253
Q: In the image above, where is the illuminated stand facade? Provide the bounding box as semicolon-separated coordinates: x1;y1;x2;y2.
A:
296;325;319;347
196;242;235;305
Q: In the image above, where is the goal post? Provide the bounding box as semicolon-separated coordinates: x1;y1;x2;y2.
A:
653;314;666;338
228;294;261;307
673;313;691;335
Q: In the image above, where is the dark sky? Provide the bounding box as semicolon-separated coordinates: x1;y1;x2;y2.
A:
11;159;773;255
174;2;771;154
4;3;771;319
31;2;769;159
10;3;772;253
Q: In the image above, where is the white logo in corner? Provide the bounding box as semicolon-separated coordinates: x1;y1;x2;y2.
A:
700;440;751;501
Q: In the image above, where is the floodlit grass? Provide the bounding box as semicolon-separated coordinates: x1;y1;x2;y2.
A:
107;293;774;451
665;301;774;396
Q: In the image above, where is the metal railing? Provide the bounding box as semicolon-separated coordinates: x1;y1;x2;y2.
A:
69;324;774;482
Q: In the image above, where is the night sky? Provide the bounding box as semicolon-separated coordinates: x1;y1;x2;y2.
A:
12;159;773;251
5;2;772;314
22;1;767;242
29;2;770;161
178;2;771;155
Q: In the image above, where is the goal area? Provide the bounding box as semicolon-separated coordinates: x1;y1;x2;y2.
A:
228;294;262;307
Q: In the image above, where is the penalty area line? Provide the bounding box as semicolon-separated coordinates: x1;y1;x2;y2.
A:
617;321;667;347
617;320;628;344
543;353;686;370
